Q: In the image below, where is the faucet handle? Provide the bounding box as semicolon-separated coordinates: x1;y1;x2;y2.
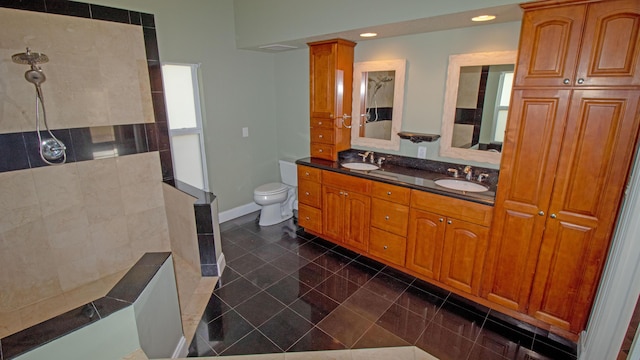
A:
357;153;368;162
477;173;489;182
377;157;386;167
447;168;459;178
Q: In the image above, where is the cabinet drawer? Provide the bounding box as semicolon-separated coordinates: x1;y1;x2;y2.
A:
310;117;335;129
411;190;493;227
297;165;322;183
369;227;406;266
371;182;411;205
310;142;335;160
322;170;371;194
298;203;322;234
310;127;335;144
298;179;322;207
371;198;409;236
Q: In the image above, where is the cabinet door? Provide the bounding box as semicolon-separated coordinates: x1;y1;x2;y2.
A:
576;0;640;87
440;219;489;296
482;89;571;312
406;209;445;280
322;185;344;242
309;42;336;119
515;4;585;87
528;90;640;332
343;191;370;252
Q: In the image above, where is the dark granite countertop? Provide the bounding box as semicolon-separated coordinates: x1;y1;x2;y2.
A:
296;151;497;206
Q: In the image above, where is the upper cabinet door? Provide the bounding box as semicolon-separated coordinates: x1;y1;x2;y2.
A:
309;43;337;119
576;0;640;87
515;4;585;87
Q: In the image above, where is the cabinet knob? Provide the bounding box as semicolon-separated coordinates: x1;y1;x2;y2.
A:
563;78;570;85
344;192;349;196
329;113;334;119
318;149;323;153
305;216;310;220
318;121;323;126
385;215;390;220
318;134;323;138
439;218;444;222
387;191;392;195
339;191;344;195
305;172;309;176
550;213;557;219
538;210;545;216
383;245;388;250
577;78;585;84
305;191;310;196
447;220;452;224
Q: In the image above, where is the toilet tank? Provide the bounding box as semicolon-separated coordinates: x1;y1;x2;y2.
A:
279;159;298;186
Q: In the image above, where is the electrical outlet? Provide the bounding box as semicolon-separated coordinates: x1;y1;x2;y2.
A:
418;146;427;159
242;127;249;137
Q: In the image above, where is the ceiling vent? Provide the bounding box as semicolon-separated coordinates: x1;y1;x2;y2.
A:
258;44;298;51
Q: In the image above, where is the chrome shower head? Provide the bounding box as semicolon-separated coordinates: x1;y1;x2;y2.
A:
11;48;49;66
25;68;46;85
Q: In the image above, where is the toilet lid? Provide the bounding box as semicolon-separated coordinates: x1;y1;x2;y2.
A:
255;182;288;195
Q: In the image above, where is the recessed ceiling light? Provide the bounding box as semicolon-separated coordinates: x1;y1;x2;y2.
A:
472;15;496;22
360;32;378;38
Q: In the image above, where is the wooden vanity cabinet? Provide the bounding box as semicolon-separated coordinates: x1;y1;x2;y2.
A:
297;165;323;234
483;0;640;336
368;182;411;266
308;39;356;160
516;0;640;88
407;190;492;296
322;171;371;252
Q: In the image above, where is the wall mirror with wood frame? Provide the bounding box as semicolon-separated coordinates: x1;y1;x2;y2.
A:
439;51;517;164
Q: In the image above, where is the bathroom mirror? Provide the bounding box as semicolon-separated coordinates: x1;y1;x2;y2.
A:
350;59;406;151
439;51;517;164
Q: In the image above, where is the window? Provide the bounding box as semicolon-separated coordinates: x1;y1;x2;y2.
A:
492;71;513;143
162;63;209;190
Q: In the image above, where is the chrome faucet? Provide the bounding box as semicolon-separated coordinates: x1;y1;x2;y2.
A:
377;157;385;167
357;151;372;162
464;166;473;181
477;173;489;182
366;151;375;163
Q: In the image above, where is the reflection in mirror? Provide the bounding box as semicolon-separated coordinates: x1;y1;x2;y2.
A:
351;59;406;151
440;51;516;164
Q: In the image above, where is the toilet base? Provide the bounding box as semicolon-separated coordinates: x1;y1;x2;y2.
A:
258;203;293;226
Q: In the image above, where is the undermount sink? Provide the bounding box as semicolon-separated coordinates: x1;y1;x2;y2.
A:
434;178;489;193
341;162;379;171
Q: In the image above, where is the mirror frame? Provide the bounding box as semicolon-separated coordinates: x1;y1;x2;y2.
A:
439;50;517;164
351;59;406;151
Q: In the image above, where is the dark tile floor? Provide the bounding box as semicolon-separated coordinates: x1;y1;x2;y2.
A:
187;212;578;360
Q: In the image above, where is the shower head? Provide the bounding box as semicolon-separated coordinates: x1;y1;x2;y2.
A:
11;48;49;66
25;68;46;85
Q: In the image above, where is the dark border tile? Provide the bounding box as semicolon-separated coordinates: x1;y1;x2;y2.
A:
89;4;129;23
45;0;90;17
141;12;155;28
0;0;45;11
0;133;29;172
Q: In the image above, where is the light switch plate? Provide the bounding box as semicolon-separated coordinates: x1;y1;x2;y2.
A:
418;146;427;159
242;127;249;137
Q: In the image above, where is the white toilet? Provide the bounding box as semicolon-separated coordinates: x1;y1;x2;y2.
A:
253;159;298;226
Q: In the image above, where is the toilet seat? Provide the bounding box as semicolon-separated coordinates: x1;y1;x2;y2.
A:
254;182;288;196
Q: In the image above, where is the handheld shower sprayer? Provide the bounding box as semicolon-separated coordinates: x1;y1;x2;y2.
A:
11;47;66;165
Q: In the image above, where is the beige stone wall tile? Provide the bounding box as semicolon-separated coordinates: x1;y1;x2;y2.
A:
18;293;70;330
163;184;200;271
84;187;127;224
0;169;38;209
32;163;83;216
0;310;23;338
96;245;134;278
90;216;130;251
414;346;439;360
121;181;165;215
43;204;89;244
193;277;218;295
351;347;415;360
285;350;352;360
101;268;128;288
77;157;120;191
127;206;171;255
63;278;111;306
56;255;100;291
116;152;162;186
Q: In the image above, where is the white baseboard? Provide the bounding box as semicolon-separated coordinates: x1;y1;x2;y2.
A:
172;336;188;358
217;252;226;275
218;202;261;223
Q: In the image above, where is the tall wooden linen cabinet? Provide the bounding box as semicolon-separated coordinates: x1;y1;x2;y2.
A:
308;39;356;160
482;0;640;339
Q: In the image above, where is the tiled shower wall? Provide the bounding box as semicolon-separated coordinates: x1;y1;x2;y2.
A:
0;1;199;320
